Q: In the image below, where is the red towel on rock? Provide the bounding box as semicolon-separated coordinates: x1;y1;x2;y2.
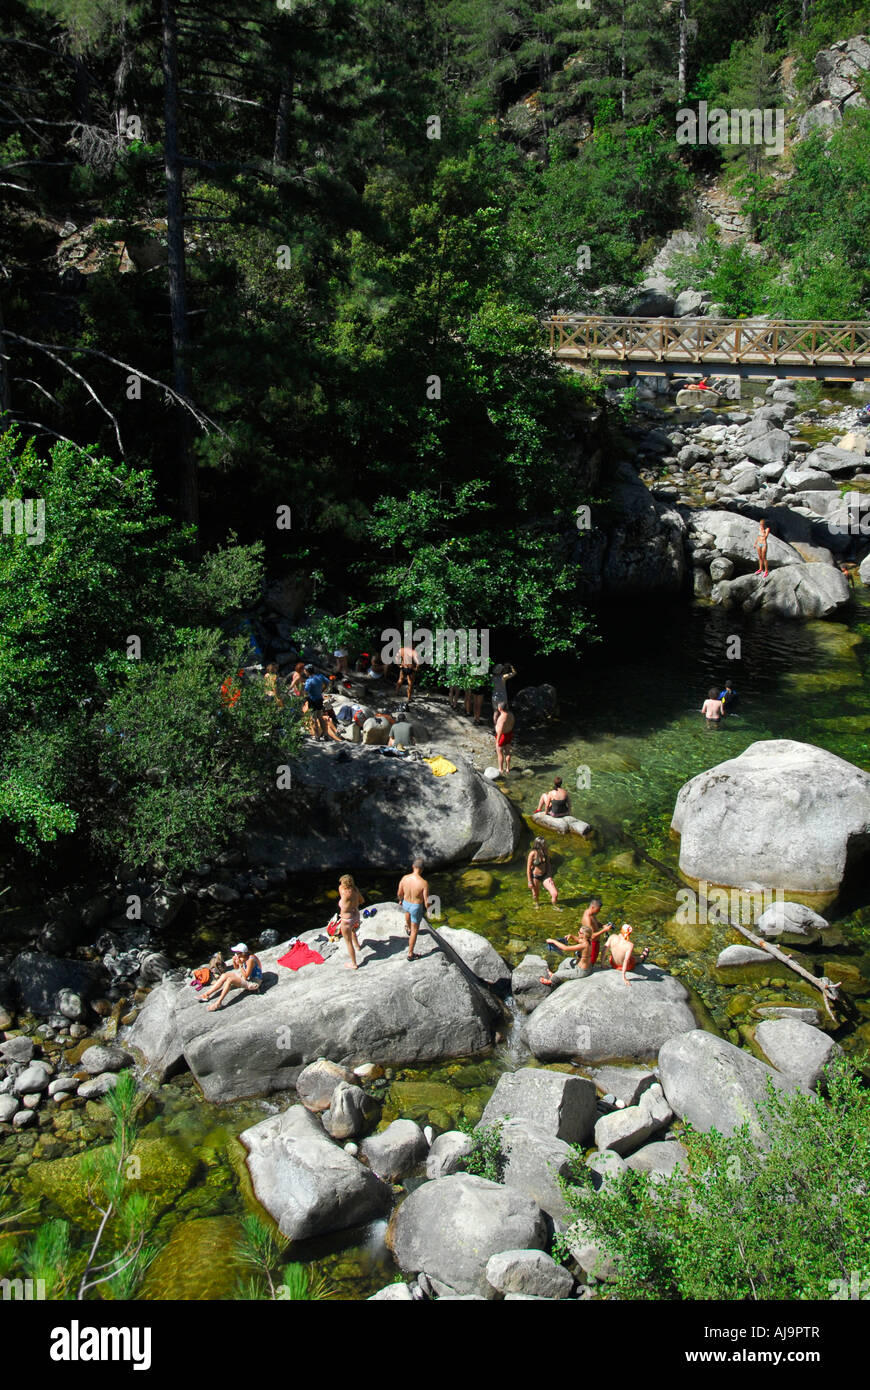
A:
278;942;325;971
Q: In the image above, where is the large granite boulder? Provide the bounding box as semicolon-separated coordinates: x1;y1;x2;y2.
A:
524;966;696;1065
478;1068;597;1144
436;926;511;989
593;1082;673;1156
240;1104;392;1239
387;1173;548;1298
737;426;792;466
754;1019;843;1091
485;1249;574;1299
687;510;801;572
127;905;496;1101
671;740;870;900
658;1030;803;1142
361;1119;428;1181
498;1118;579;1222
244;743;522;870
802;444;866;475
712;563;849;620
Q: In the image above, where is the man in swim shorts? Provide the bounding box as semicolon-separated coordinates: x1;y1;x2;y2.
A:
495;702;515;775
604;923;650;987
397;859;430;960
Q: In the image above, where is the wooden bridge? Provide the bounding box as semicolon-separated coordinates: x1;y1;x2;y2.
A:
547;316;870;381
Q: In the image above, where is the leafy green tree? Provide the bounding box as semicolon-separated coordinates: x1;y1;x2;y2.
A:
559;1061;870;1300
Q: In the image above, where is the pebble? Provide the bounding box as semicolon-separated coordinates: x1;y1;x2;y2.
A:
12;1109;36;1129
22;1093;41;1110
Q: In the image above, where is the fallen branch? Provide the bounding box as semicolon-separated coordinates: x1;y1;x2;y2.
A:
725;916;843;1022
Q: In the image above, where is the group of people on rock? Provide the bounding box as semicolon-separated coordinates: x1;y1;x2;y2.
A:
540;896;650;989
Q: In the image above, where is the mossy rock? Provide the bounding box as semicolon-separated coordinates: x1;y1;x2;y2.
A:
25;1137;199;1229
383;1080;466;1129
823;960;869;995
725;992;754;1020
458;869;496;897
140;1216;244;1300
665;918;713;953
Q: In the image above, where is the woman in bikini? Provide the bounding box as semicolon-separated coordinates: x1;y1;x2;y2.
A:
755;517;771;578
527;837;559;908
539;918;607;986
199;944;262;1011
338;873;365;970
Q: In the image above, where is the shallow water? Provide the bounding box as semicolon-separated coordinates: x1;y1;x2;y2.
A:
6;584;870;1300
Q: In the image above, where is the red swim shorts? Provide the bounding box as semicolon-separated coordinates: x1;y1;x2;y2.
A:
497;731;514;747
610;952;636;971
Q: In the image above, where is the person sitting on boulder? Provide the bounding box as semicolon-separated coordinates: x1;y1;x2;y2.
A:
603;923;649;987
696;376;709;391
535;776;570;818
199;943;262;1011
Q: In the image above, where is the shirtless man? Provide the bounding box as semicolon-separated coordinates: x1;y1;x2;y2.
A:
395;644;420;702
604;922;650;987
397;858;430;961
495;702;516;775
755;517;771;579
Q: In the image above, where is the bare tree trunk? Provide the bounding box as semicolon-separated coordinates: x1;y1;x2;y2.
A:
274;63;293;164
0;295;11;420
678;0;688;100
620;0;627;117
161;0;198;543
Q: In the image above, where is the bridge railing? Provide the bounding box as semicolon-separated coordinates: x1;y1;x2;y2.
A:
547;316;870;366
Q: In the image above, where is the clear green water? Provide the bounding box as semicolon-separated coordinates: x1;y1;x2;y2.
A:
6;590;870;1299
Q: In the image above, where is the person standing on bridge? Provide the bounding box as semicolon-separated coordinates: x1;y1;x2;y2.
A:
755;517;771;579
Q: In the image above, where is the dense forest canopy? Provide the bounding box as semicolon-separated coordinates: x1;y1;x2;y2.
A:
2;0;870;874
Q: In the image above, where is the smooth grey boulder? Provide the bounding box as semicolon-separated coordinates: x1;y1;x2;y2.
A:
593;1082;673;1156
368;1282;415;1301
426;1130;473;1179
797;101;842;137
79;1044;133;1076
77;1072;120;1100
499;1118;579;1222
781;465;836;491
587;1148;626;1190
244;743;522;871
584;1065;656;1107
322;1081;377;1141
387;1173;548;1298
687;510;800;571
861;552;870;584
739;428;791;466
729;463;760;494
361;1119;428;1181
658;1030;801;1142
12;1062;52;1096
478;1067;597;1143
754;1019;842;1091
756;901;829;943
673;289;708;317
436;926;511;988
0;1037;34;1065
511;955;553;1014
672;739;870;898
717;945;773;968
625;1139;689;1177
0;1095;18;1122
628;285;675;316
755;1005;822;1026
128;905;496;1102
485;1249;574;1300
714;564;849;619
525;966;696;1065
241;1104;392;1239
803;444;865;475
296;1059;358;1113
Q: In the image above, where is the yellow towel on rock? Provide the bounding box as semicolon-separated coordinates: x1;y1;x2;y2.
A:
423;755;458;777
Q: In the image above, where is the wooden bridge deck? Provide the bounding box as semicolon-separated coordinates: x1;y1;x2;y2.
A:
547;316;870;380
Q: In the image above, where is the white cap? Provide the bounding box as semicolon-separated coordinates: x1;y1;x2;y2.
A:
231;942;248;953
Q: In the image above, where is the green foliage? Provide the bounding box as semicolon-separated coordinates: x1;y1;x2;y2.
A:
559;1061;870;1300
458;1117;506;1182
234;1215;336;1300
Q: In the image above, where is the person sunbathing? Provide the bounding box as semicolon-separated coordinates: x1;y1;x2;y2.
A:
604;923;650;987
199;944;262;1011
